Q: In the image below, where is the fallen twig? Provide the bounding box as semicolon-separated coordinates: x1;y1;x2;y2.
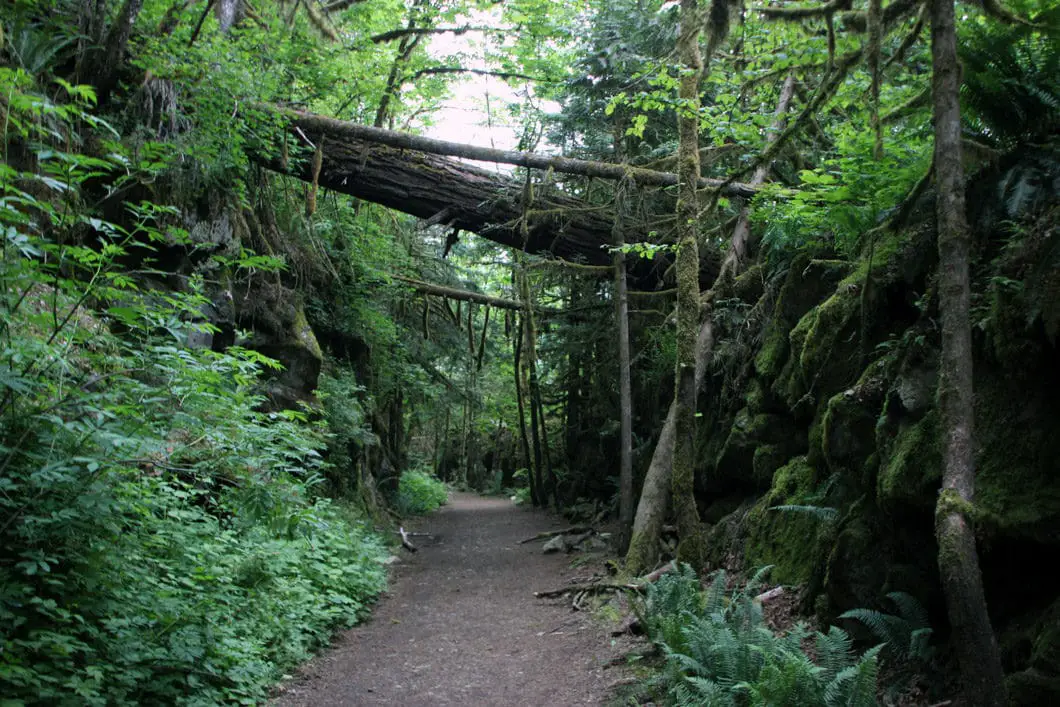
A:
519;526;595;544
638;560;677;584
398;526;418;553
534;582;642;598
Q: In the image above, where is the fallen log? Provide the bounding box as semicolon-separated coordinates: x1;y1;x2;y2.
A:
258;109;726;288
280;108;759;197
393;275;546;313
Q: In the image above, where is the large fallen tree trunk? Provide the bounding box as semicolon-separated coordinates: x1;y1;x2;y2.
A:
258;109;724;286
282;109;759;196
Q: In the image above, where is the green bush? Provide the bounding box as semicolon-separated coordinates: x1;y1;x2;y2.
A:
639;565;882;706
396;470;449;515
0;71;387;705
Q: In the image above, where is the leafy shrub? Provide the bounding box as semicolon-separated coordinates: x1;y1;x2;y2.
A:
639;565;882;706
395;470;449;515
0;71;387;705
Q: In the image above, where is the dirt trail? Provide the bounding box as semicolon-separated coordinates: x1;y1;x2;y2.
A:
273;492;626;706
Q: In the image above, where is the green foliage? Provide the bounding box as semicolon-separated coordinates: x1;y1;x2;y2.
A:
639;565;883;706
0;71;386;705
960;6;1060;147
840;591;934;665
396;469;449;516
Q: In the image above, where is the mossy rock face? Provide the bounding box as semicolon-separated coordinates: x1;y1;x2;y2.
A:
713;408;802;490
744;377;770;414
823;503;887;612
821;382;885;490
877;410;942;508
1007;669;1060;707
256;300;324;409
1030;599;1060;675
732;262;765;303
755;253;850;382
744;457;827;585
973;366;1060;543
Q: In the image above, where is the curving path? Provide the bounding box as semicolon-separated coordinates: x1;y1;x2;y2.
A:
273;493;623;706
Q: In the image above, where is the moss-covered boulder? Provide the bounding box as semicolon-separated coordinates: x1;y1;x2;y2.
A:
755;254;851;383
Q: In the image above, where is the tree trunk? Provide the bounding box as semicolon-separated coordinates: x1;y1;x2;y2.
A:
513;312;538;505
625;73;796;575
612;126;635;552
930;0;1007;703
278;109;758;196
91;0;144;103
520;270;547;507
671;0;707;566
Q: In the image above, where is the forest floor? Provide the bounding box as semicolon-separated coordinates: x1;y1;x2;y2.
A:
271;492;631;706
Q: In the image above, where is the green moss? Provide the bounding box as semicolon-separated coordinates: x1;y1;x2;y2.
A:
972;369;1060;542
753;445;789;487
293;304;323;362
755;253;850;383
822;501;886;610
744;456;825;585
714;408;800;488
745;377;769;414
821;389;879;486
1007;669;1060;707
755;327;789;379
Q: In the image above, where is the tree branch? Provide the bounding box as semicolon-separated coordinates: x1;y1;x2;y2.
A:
411;66;548;83
370;25;496;43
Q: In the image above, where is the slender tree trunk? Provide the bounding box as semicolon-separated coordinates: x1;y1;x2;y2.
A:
521;290;546;506
612;125;635;552
533;378;555;506
513;312;538;505
625;73;795;575
671;0;707;566
930;0;1006;702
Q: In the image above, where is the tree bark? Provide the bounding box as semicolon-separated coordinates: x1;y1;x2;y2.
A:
612;123;635;553
625;73;796;576
91;0;144;103
393;275;535;311
930;0;1007;703
513;312;538;505
671;0;707;566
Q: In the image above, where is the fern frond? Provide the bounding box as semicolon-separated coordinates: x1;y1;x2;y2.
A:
885;591;930;629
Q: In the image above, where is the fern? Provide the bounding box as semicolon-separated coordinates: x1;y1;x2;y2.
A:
642;565;884;705
960;9;1060;147
825;644;883;707
839;591;934;664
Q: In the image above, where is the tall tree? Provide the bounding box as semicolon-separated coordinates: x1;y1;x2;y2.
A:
671;0;707;565
930;0;1007;702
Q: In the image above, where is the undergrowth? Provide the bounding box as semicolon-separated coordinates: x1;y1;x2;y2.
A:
638;565;883;706
0;68;388;704
396;469;449;515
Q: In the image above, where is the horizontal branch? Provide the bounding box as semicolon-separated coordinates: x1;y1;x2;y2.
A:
411;66;547;83
394;275;528;311
370;25;496;43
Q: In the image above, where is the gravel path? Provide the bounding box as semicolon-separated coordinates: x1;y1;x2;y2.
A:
272;492;625;706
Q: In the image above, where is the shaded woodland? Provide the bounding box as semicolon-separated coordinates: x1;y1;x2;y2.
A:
1;0;1059;704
